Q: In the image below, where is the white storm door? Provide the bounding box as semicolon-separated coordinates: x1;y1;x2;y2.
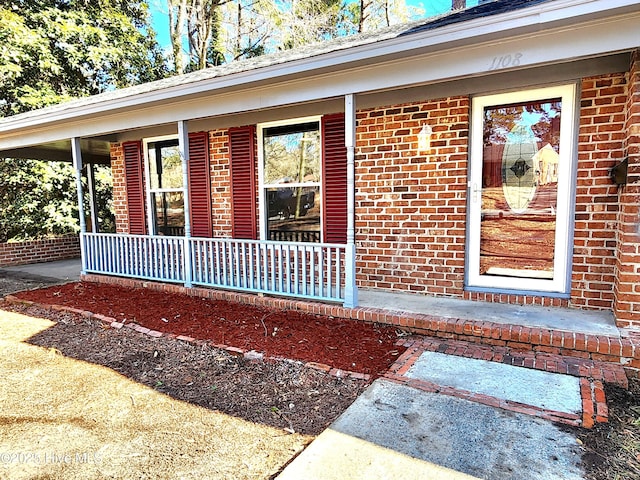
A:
467;84;577;294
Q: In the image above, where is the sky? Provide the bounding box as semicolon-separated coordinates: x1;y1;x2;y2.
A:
149;0;480;51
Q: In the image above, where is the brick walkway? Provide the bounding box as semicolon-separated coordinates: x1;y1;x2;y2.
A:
385;335;627;429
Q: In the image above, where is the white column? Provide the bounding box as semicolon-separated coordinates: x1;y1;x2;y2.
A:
343;94;358;308
178;120;193;287
71;138;87;275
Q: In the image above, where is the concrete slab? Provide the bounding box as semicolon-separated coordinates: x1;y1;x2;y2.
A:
278;379;584;480
1;258;81;282
359;288;618;337
406;351;582;414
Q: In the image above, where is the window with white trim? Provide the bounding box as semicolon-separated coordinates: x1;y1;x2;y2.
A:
144;136;185;236
258;118;322;243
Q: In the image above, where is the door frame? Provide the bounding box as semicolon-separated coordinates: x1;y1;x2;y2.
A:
466;83;579;295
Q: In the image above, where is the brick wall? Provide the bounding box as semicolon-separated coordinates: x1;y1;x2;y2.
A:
354;98;469;296
208;130;233;237
0;234;80;267
572;73;628;310
614;50;640;327
111;143;129;234
106;71;636;321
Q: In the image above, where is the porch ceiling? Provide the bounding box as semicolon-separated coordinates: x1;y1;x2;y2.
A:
0;139;112;165
0;0;638;156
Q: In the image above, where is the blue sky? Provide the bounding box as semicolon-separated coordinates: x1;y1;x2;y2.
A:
149;0;479;50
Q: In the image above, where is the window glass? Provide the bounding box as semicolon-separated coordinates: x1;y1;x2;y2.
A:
480;98;562;279
147;139;185;236
263;123;320;184
149;143;182;190
262;121;321;242
152;191;185;236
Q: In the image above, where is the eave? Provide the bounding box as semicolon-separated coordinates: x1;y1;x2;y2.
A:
0;0;638;156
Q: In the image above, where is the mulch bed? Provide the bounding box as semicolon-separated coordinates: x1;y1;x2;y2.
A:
3;302;367;436
13;281;405;378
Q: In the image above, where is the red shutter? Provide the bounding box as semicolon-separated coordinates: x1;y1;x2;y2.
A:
188;132;213;237
123;140;147;235
229;125;257;239
322;114;348;244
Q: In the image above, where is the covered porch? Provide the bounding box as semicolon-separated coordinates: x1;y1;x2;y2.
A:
68;92;360;308
0;0;638;330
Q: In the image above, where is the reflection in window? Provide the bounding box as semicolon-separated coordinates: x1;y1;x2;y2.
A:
262;122;321;242
480;98;561;279
147;139;185;236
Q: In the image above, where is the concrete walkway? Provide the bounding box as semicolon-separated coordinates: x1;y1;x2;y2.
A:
359;289;618;337
278;347;587;480
0;258;81;282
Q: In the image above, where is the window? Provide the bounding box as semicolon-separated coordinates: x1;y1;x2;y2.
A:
259;118;322;243
144;137;185;236
229;114;346;243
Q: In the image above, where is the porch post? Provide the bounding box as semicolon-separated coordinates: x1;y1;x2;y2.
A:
344;94;358;308
71;137;87;275
86;162;99;233
178;120;193;287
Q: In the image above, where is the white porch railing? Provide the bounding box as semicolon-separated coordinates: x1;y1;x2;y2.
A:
82;233;346;303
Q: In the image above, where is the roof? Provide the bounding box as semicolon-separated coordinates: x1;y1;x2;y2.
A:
0;0;638;160
0;0;554;126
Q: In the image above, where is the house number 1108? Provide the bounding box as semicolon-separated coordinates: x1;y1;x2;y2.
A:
488;53;523;71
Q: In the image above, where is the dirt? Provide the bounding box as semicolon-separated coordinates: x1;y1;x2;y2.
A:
13;281;405;378
578;378;640;480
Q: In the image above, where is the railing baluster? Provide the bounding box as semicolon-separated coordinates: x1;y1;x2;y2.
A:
81;233;346;302
319;246;324;298
231;242;240;287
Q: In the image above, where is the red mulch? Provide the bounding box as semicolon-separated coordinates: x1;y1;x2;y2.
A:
14;282;405;377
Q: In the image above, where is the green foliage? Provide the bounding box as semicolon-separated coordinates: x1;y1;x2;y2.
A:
0;1;167;116
0;1;165;240
0;158;78;242
91;165;116;234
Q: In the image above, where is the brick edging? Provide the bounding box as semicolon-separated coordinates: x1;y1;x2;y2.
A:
3;294;370;383
81;274;640;376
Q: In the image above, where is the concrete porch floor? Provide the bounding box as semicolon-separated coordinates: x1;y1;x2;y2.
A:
358;289;620;338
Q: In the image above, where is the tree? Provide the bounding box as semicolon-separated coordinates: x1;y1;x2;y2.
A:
167;0;226;73
345;0;420;34
218;0;270;62
0;2;167;116
273;0;345;50
0;1;165;240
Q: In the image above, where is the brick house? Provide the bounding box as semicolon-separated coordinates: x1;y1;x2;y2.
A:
0;0;638;331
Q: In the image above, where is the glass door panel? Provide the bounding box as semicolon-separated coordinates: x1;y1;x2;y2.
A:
480;98;561;280
468;85;576;293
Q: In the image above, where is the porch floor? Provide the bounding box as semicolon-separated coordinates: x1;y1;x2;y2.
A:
358;289;620;338
2;258;622;339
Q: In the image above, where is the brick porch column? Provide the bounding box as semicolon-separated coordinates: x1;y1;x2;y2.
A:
614;50;640;328
110;143;130;234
